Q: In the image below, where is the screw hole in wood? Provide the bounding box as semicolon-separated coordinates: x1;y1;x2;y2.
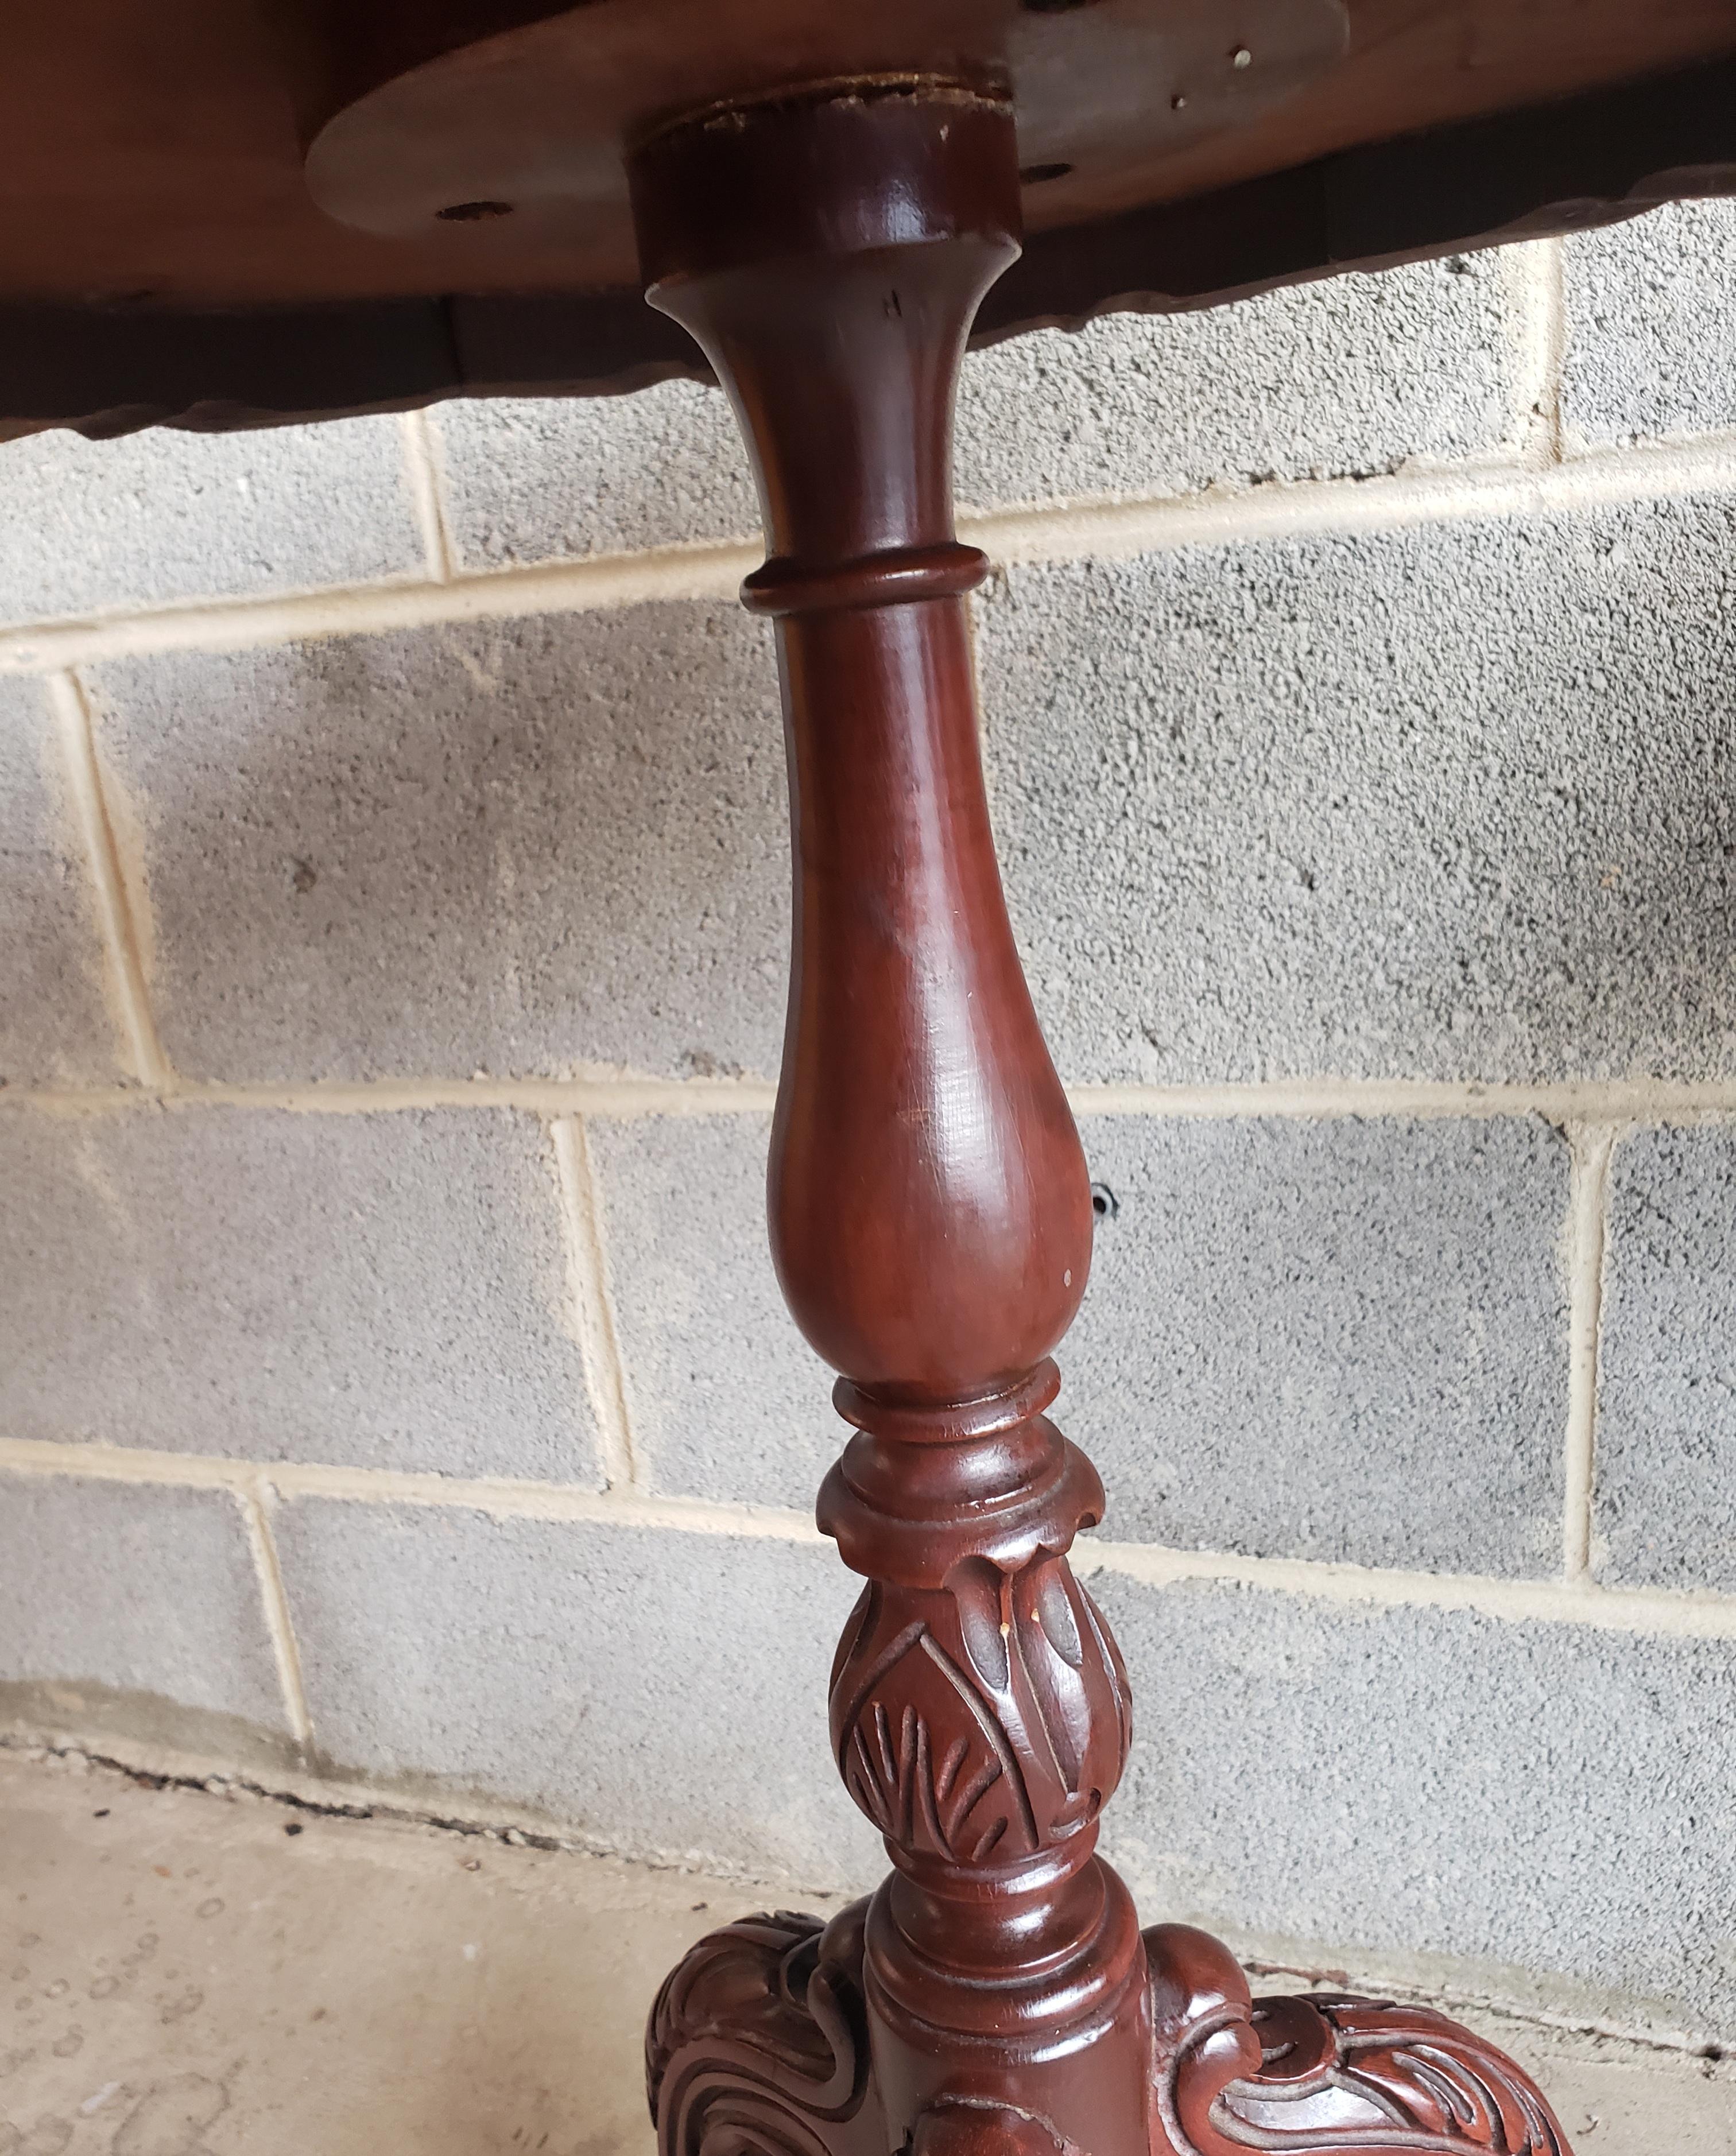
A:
436;199;514;221
1019;162;1074;184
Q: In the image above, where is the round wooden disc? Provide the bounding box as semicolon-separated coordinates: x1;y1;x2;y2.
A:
303;0;1349;286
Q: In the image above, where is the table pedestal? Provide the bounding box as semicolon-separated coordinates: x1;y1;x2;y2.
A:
629;82;1572;2156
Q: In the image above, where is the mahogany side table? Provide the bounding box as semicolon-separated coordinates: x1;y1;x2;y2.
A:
17;6;1736;2153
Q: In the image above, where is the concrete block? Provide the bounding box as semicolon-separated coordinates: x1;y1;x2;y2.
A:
0;678;117;1084
1563;200;1736;447
587;1109;1570;1568
273;1500;878;1886
1090;1573;1736;2042
429;257;1517;564
1595;1123;1736;1591
588;1114;832;1507
431;385;757;568
90;603;787;1083
0;1473;285;1746
957;254;1517;512
0;1106;598;1479
979;494;1736;1083
1068;1116;1570;1575
0;418;424;628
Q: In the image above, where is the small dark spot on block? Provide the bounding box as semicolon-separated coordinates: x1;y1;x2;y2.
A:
284;1822;304;1837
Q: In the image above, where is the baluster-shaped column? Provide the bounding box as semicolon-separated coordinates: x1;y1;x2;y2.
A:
633;74;1579;2156
631;82;1154;2156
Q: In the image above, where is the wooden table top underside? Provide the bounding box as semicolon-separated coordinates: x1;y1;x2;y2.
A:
5;0;1735;435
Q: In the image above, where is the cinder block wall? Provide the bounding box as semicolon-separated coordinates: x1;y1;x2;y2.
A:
5;207;1736;2048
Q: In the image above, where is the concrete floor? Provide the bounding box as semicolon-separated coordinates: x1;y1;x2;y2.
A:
1;1747;1730;2156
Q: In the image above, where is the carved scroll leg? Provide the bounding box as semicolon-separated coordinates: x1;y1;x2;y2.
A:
1146;1925;1574;2156
648;1903;885;2156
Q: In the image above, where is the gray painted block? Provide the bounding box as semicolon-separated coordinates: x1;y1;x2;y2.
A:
590;1114;832;1507
432;385;758;569
957;254;1516;512
1091;1574;1736;2041
274;1499;877;1884
0;1106;598;1480
1595;1124;1736;1590
0;418;423;628
980;494;1736;1084
588;1110;1570;1571
0;1473;284;1733
1069;1116;1570;1575
0;678;117;1084
1563;200;1736;447
90;604;787;1083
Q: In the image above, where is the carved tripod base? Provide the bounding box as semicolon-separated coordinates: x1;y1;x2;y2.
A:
626;77;1575;2156
648;1909;1571;2156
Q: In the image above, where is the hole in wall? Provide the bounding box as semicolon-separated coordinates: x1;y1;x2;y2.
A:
1019;162;1074;185
1090;1182;1119;1222
436;200;515;222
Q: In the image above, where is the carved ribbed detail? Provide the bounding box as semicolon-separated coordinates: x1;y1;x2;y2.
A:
741;543;989;618
822;1383;1132;1868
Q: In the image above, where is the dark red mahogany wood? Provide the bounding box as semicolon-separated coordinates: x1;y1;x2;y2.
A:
631;83;1574;2156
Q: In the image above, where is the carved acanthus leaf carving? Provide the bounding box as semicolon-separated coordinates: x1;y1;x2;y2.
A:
829;1558;1131;1862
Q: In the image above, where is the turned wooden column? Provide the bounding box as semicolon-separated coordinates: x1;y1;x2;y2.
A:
632;84;1150;2156
631;75;1576;2156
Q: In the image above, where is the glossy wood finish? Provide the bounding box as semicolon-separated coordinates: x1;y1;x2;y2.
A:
631;82;1576;2156
121;0;1736;299
634;85;1144;2154
5;6;1736;433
